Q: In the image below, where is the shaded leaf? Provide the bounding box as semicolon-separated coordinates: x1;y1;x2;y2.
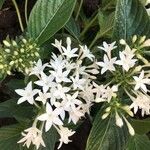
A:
65;17;80;41
130;118;150;135
126;134;150;150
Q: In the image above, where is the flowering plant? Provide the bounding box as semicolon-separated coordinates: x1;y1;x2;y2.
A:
0;0;150;150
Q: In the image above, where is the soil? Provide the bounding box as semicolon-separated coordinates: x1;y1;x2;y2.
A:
0;0;100;149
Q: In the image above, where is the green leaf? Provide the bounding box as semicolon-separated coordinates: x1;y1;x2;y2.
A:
28;0;76;45
113;0;150;42
130;118;150;135
0;0;5;9
0;99;34;123
0;124;58;150
0;124;28;150
65;17;80;41
126;134;150;150
98;11;115;38
86;110;129;150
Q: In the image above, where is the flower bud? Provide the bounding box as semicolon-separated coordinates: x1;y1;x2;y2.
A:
3;40;11;47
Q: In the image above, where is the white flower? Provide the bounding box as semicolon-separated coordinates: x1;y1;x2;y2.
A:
102;85;118;102
116;51;137;71
30;59;48;77
80;45;95;61
65;92;82;111
93;83;107;103
35;91;51;104
33;133;46;149
57;126;75;149
130;92;150;116
15;82;39;104
97;54;117;74
133;70;150;92
98;41;117;59
17;126;41;149
62;37;78;59
80;84;95;102
71;74;86;91
50;53;66;71
50;69;71;83
123;45;136;58
68;107;84;124
37;103;63;132
54;84;70;99
35;72;55;93
52;39;62;53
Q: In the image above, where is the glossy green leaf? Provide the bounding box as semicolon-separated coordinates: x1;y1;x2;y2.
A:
28;0;76;45
86;110;129;150
113;0;150;42
130;118;150;135
126;134;150;150
65;17;80;41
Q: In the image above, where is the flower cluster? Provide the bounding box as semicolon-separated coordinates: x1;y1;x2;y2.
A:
16;36;150;149
0;37;40;78
93;35;150;134
16;37;98;149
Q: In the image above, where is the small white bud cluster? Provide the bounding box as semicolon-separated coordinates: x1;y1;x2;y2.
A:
0;37;40;77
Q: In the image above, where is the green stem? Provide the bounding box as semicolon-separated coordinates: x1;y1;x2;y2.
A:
25;0;28;25
89;26;113;49
75;0;83;21
12;0;24;32
80;13;98;38
89;34;99;49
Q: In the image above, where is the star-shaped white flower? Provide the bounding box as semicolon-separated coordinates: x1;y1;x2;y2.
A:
50;53;66;71
133;70;150;92
115;51;137;71
71;74;86;91
30;59;48;77
35;72;55;93
98;41;117;58
33;133;46;149
57;126;75;149
50;69;71;83
17;126;41;148
35;91;51;104
15;82;39;104
80;45;95;61
52;39;62;53
37;103;63;132
96;54;117;74
62;37;78;59
54;84;70;99
130;92;150;116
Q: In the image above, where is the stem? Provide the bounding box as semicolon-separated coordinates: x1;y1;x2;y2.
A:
75;0;83;21
12;0;24;32
25;0;28;24
89;26;113;49
80;14;98;38
89;34;99;49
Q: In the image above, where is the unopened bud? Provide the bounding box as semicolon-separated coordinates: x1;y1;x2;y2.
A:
3;40;11;47
5;49;10;53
